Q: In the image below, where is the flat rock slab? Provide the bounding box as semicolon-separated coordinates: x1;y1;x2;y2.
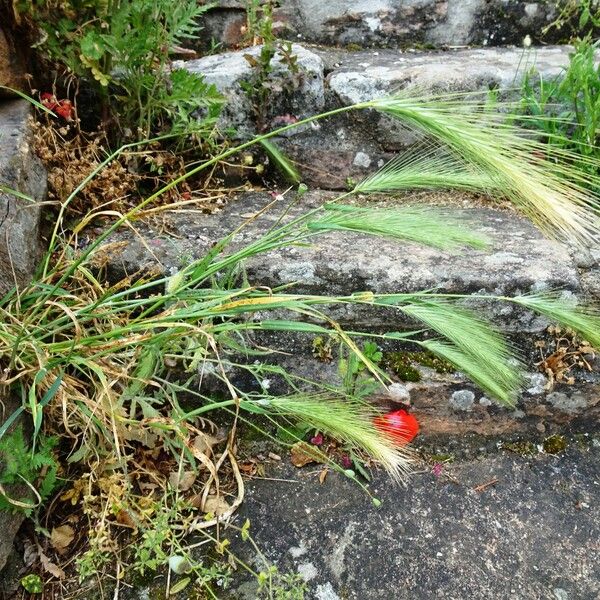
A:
108;190;583;330
325;46;574;101
226;444;600;599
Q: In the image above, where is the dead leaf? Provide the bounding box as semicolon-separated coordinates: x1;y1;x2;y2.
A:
168;470;197;492
50;525;75;555
239;460;257;476
22;538;38;569
202;495;231;516
38;547;65;579
116;509;137;529
290;442;324;468
319;468;329;484
122;426;158;448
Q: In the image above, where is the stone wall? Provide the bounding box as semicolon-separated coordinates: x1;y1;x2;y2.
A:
198;1;571;50
0;99;45;572
0;100;46;296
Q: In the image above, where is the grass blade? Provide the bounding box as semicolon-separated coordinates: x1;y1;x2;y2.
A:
309;205;489;250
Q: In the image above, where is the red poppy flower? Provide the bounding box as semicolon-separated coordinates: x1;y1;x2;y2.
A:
373;409;419;445
54;100;73;121
40;93;74;121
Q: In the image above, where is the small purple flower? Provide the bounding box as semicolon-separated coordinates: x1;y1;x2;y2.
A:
340;454;352;469
432;463;443;477
310;433;324;446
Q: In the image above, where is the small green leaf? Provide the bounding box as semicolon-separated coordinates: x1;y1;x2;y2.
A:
21;574;43;594
169;576;191;595
580;8;590;28
241;518;251;541
80;31;105;60
260;139;301;183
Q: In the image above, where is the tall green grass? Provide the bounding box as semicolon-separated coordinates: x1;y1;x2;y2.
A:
1;89;599;493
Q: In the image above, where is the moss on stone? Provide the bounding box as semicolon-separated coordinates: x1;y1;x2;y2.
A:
543;434;568;455
412;351;454;374
384;350;454;381
383;352;422;382
502;440;537;456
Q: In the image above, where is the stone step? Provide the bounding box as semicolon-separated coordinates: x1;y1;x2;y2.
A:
115;446;600;600
181;44;577;188
195;1;578;51
105;190;600;437
225;448;600;600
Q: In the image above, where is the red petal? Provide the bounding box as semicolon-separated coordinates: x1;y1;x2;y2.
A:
54;101;73;120
373;409;419;445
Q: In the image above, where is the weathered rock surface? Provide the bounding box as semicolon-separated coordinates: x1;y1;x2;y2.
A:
224;445;600;599
0;26;27;97
0;101;45;573
199;0;579;50
0;99;46;296
325;45;572;101
251;349;600;440
104;190;599;434
182;44;578;187
282;45;576;187
178;44;324;135
106;191;583;314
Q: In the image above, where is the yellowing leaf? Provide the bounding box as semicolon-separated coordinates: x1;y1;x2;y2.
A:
168;470;197;492
50;525;75;555
203;495;230;516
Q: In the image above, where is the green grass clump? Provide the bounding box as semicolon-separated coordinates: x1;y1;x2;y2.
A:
516;40;600;185
1;87;600;591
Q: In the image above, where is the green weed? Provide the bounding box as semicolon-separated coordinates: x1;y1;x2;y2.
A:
0;427;58;515
516;40;599;183
1;88;600;593
18;0;223;140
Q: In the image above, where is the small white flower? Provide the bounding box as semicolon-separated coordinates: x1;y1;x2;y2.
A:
523;35;532;48
261;378;272;390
